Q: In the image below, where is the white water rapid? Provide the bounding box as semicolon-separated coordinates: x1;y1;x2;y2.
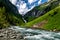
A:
9;26;60;40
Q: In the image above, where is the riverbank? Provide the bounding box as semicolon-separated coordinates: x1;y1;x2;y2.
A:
2;26;60;40
0;28;24;40
21;26;60;32
0;26;60;40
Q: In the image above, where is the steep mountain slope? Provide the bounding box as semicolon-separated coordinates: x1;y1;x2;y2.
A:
24;0;60;22
25;6;60;31
0;0;24;28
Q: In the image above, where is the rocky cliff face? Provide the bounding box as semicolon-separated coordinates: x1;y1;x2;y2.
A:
0;0;18;14
23;0;60;22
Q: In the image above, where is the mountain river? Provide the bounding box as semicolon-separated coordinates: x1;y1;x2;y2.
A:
9;26;60;40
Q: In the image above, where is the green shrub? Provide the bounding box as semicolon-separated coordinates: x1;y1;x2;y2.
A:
0;7;10;28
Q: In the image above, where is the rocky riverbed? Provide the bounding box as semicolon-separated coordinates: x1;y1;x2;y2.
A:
0;28;24;40
0;26;60;40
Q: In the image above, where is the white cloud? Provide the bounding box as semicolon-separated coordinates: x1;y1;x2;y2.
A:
9;0;42;15
20;1;26;9
19;8;28;15
18;4;35;15
28;0;37;4
18;1;28;15
38;0;42;5
10;0;17;5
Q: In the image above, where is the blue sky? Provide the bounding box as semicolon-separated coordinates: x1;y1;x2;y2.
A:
41;0;48;3
10;0;48;15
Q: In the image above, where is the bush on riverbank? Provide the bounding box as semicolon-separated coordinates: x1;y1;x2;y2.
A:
0;7;10;28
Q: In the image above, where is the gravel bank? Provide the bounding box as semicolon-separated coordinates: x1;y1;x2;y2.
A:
0;28;24;40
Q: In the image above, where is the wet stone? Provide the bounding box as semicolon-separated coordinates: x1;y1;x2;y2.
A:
0;28;24;40
0;35;4;37
0;33;4;37
10;36;16;39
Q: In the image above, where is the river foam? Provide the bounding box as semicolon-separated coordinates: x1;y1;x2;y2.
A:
9;26;60;40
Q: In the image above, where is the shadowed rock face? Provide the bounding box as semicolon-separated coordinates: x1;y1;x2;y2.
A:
0;0;23;18
0;0;19;14
23;0;60;22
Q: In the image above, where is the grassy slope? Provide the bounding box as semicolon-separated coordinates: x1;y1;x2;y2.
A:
24;0;59;22
25;6;60;31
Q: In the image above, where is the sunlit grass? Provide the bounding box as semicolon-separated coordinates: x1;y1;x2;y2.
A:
24;6;60;31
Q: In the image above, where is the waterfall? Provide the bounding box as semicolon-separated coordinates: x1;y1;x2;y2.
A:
22;17;27;23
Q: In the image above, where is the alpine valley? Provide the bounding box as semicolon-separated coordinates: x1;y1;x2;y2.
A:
0;0;60;40
0;0;60;31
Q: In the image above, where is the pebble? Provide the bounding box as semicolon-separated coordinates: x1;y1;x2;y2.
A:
0;29;24;40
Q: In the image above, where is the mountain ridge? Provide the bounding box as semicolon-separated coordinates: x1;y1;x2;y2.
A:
22;0;60;31
23;0;60;22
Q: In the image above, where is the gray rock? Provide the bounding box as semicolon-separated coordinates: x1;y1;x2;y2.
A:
0;29;24;40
